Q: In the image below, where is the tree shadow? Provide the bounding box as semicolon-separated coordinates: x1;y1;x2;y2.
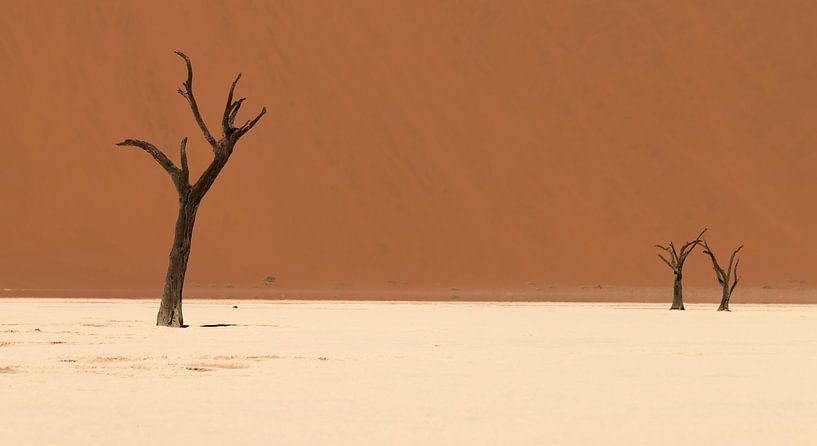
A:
199;323;239;328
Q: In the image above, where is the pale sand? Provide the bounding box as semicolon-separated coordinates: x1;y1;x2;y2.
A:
2;300;816;445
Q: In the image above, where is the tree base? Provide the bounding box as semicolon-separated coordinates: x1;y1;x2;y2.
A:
156;305;184;327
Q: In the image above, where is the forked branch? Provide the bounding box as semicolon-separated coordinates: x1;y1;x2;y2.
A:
174;51;218;150
701;239;743;285
173;51;267;150
678;228;707;261
223;74;243;132
701;238;744;311
730;258;741;293
655;228;707;311
119;52;266;198
236;107;267;138
655;228;707;272
220;70;267;140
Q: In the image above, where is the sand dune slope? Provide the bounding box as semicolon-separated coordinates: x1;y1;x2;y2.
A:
2;2;817;289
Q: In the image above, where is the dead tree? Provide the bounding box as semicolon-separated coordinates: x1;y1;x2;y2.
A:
117;52;266;327
655;228;707;310
701;239;743;311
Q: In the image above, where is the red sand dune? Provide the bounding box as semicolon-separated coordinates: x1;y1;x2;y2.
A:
1;1;817;296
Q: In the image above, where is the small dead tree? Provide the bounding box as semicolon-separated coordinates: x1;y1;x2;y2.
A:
701;239;743;311
117;52;266;327
655;228;707;310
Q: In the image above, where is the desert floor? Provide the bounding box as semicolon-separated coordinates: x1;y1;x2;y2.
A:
2;299;816;445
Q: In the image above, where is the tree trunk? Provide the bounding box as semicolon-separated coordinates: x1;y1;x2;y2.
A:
718;287;730;311
670;273;685;310
118;52;266;327
156;193;198;327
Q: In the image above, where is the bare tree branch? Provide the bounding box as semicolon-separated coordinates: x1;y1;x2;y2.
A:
680;239;700;257
116;139;180;180
726;245;744;278
174;51;218;150
679;228;707;262
179;137;190;189
701;239;724;277
222;73;242;134
236;107;267;138
191;154;227;200
657;254;674;270
701;237;744;311
216;69;266;143
730;258;741;294
227;98;246;128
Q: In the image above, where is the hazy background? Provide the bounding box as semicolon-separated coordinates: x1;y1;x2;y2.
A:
2;0;817;293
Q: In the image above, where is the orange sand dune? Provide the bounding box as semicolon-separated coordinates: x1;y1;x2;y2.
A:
1;1;816;293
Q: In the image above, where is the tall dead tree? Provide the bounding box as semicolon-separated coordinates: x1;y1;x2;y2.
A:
655;228;707;310
701;239;743;311
117;52;266;327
